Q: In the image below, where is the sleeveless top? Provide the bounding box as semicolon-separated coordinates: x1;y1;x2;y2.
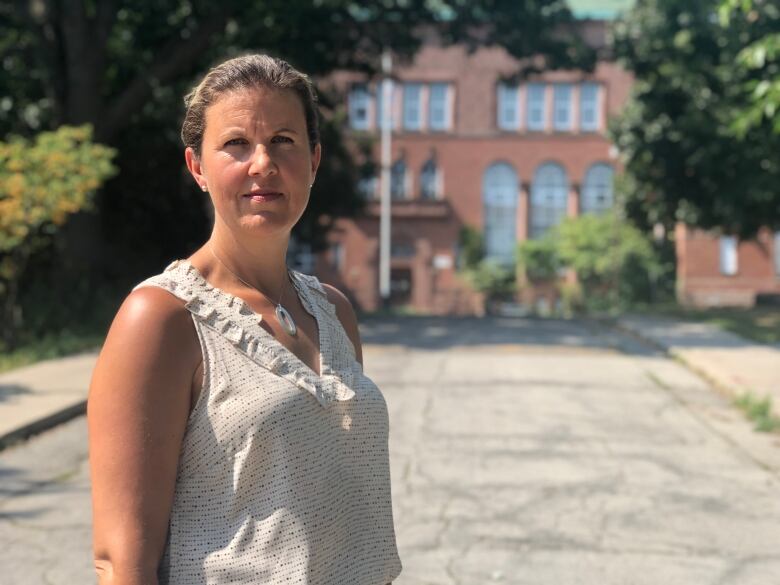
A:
132;259;402;585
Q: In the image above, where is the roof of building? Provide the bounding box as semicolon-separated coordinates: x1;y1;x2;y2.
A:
568;0;634;20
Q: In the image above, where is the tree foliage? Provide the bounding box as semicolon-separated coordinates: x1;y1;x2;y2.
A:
720;0;780;135
2;0;592;141
0;125;117;347
518;213;667;312
0;0;596;282
610;0;780;238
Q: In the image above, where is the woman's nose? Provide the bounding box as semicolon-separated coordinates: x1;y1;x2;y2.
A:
248;145;277;176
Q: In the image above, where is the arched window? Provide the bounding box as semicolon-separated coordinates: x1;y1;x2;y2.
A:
530;163;568;239
581;163;614;214
482;162;519;265
391;159;407;200
420;159;439;200
357;175;377;200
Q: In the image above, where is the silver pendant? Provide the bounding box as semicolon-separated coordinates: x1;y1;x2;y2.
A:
275;304;297;336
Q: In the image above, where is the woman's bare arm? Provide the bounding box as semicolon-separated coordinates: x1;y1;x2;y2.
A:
322;284;364;366
88;287;201;585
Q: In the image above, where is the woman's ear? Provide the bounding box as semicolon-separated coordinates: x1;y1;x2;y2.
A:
185;147;208;191
310;143;322;182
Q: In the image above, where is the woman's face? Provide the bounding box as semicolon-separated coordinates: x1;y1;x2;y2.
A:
185;86;320;239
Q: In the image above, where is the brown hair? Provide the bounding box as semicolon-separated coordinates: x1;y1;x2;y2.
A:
181;54;319;155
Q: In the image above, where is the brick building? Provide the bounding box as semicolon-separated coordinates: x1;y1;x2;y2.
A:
675;226;780;307
310;2;780;312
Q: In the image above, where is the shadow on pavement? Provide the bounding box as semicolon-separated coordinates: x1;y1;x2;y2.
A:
359;314;665;356
0;384;31;403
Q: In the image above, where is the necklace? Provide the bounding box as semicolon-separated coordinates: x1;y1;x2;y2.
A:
209;245;298;337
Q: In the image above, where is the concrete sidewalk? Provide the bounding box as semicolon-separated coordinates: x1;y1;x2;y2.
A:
616;314;780;416
0;351;98;448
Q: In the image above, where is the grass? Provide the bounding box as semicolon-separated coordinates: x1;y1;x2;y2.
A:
0;330;104;374
647;304;780;345
734;392;780;433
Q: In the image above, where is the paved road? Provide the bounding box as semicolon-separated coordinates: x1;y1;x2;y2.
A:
1;316;780;584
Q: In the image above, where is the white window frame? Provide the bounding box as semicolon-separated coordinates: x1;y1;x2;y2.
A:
428;83;450;131
402;83;423;131
526;83;546;132
719;236;738;276
553;84;573;131
579;82;600;132
348;84;370;131
497;83;520;130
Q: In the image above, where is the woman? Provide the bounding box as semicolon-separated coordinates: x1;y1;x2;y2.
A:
88;54;402;585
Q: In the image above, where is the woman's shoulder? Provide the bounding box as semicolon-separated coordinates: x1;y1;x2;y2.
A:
316;279;364;366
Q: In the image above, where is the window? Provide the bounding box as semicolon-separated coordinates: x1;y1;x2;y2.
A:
526;83;546;131
497;83;519;130
530;163;568;239
483;162;519;265
391;159;407;200
357;175;377;200
719;236;738;276
581;164;614;214
553;84;572;131
348;84;370;130
391;240;415;258
330;242;345;271
580;83;600;132
429;83;450;131
775;232;780;276
402;83;422;131
420;159;439;200
375;80;394;130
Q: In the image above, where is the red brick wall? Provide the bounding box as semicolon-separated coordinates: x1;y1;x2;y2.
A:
675;224;780;307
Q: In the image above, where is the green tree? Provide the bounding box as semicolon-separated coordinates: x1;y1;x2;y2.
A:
719;0;780;135
610;0;780;239
2;1;591;141
0;125;117;348
1;1;596;282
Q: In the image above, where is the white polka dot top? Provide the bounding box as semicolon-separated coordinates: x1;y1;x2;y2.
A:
132;259;402;585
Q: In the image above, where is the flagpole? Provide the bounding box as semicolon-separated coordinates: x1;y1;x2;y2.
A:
379;48;392;307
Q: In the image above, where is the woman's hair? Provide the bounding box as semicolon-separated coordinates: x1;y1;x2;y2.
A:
181;54;319;155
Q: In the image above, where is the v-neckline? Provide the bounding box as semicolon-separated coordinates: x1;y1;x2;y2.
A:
180;259;325;379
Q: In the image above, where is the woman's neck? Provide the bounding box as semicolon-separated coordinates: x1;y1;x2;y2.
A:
203;227;292;303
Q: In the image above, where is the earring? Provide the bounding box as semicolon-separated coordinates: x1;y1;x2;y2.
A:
201;185;208;192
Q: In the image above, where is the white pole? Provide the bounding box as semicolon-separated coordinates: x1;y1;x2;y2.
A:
379;49;393;306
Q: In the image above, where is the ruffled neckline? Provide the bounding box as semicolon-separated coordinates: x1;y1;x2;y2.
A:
162;259;356;408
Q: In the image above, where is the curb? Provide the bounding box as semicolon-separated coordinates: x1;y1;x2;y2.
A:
0;400;87;452
607;318;780;421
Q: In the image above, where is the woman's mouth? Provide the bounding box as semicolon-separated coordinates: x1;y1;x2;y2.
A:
245;191;282;202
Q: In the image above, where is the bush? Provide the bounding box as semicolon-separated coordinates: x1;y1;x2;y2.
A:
456;228;516;309
554;213;664;313
517;237;561;282
0;125;117;349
